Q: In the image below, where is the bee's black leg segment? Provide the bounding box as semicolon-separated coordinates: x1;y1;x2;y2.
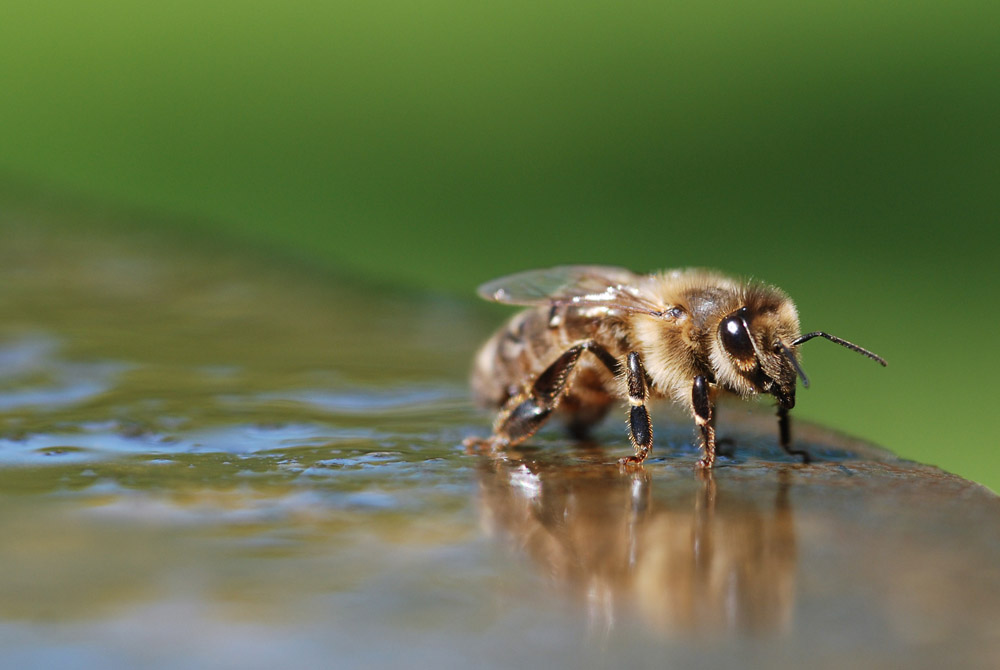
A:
471;340;625;454
777;405;811;464
626;405;653;462
580;341;623;377
620;352;654;465
692;375;717;469
778;404;790;449
485;344;587;448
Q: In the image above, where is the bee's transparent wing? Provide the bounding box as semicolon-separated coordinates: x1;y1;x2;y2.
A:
477;265;665;315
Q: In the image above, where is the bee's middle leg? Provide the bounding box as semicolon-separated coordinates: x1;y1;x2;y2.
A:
620;352;654;466
692;374;718;469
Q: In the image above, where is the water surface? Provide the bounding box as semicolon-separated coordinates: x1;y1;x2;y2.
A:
0;214;996;669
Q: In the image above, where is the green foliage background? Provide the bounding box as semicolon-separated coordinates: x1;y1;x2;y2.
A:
0;2;997;489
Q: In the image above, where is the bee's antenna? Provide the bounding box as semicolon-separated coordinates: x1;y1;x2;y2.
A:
778;340;810;388
792;332;887;367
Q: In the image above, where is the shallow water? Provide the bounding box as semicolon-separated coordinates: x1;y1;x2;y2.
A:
0;214;997;669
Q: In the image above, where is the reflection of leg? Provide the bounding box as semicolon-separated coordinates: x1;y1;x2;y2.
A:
693;467;716;571
620;352;654;465
777;405;811;463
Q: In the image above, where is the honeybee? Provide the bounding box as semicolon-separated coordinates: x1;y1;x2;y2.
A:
466;266;886;468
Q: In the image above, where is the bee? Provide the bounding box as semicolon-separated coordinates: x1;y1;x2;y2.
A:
466;266;886;468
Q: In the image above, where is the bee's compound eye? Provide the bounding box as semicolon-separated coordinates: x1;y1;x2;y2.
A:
719;314;755;360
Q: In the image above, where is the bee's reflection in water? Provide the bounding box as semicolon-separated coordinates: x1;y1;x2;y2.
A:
477;450;796;637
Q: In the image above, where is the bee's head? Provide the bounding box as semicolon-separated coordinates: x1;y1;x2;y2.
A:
710;287;886;407
715;305;803;408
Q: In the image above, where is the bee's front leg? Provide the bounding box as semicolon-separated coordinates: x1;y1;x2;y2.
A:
692;375;718;469
777;405;811;463
619;352;654;466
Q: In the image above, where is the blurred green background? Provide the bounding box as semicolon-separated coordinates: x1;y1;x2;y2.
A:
0;2;997;489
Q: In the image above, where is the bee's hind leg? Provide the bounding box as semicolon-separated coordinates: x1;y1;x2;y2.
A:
467;344;590;453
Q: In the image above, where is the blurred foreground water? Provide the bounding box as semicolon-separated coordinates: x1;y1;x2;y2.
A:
0;209;997;668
